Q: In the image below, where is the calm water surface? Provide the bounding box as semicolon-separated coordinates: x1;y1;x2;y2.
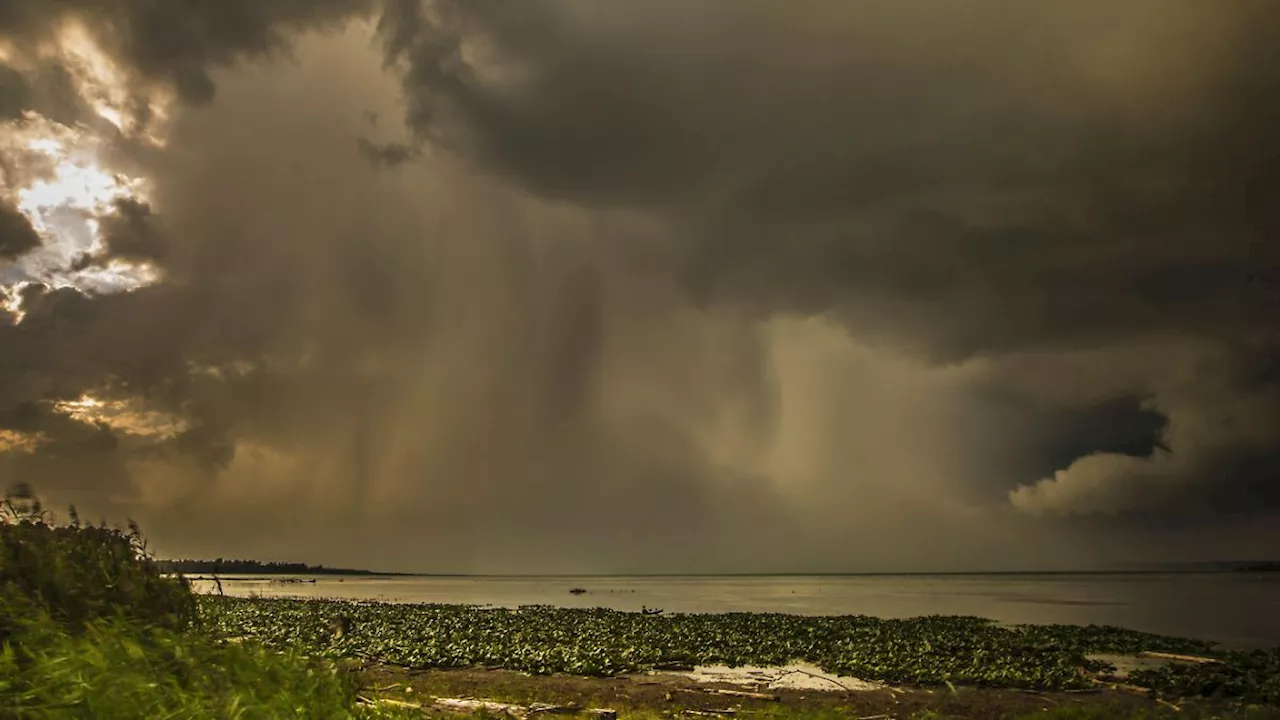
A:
191;573;1280;649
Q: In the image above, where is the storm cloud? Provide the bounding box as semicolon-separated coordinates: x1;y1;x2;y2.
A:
378;0;1280;523
0;203;40;258
1;0;372;104
0;1;1276;571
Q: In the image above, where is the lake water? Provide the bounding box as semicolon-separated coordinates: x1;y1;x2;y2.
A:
190;573;1280;649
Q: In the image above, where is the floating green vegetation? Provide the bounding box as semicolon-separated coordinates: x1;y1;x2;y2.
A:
199;597;1277;705
1129;648;1280;706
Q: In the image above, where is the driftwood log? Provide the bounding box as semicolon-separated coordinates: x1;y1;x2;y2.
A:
1136;651;1220;664
675;687;779;701
425;697;616;719
707;688;779;701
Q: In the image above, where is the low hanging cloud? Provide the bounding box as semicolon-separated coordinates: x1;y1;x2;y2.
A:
1008;341;1280;517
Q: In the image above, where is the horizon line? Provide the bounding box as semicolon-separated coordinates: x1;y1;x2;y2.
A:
193;566;1279;578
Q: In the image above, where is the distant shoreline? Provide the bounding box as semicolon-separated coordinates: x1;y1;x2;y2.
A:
157;560;416;577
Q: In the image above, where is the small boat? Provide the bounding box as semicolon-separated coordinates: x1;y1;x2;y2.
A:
569;587;587;595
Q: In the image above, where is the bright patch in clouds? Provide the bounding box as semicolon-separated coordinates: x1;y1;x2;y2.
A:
56;22;134;134
14;120;148;246
0;23;183;472
0;21;173;322
26;20;175;146
1;113;160;315
0;430;43;455
0;283;27;322
51;394;188;439
51;394;108;419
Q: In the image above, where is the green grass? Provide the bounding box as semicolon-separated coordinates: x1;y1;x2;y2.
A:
0;490;413;719
0;614;403;719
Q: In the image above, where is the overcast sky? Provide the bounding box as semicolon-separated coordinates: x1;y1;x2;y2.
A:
1;1;1276;573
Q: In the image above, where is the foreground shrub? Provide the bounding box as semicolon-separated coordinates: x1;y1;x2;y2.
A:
0;614;387;719
0;491;410;719
1;494;196;637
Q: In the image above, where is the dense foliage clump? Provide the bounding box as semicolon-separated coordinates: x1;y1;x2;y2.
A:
201;596;1271;703
0;616;385;719
0;500;195;637
0;491;410;719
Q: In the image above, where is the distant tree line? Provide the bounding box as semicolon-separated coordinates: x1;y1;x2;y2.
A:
155;559;400;576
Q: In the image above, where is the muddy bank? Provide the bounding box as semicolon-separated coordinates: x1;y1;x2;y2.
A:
351;663;1267;719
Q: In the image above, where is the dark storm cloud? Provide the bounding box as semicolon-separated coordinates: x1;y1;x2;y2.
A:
0;272;273;506
356;137;421;167
66;199;171;271
0;0;383;499
380;0;1279;355
0;61;88;129
378;0;1280;523
0;284;164;509
0;64;31;119
96;199;168;263
0;202;40;258
945;391;1168;506
0;0;373;105
0;26;812;573
3;1;1277;570
1005;339;1280;518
